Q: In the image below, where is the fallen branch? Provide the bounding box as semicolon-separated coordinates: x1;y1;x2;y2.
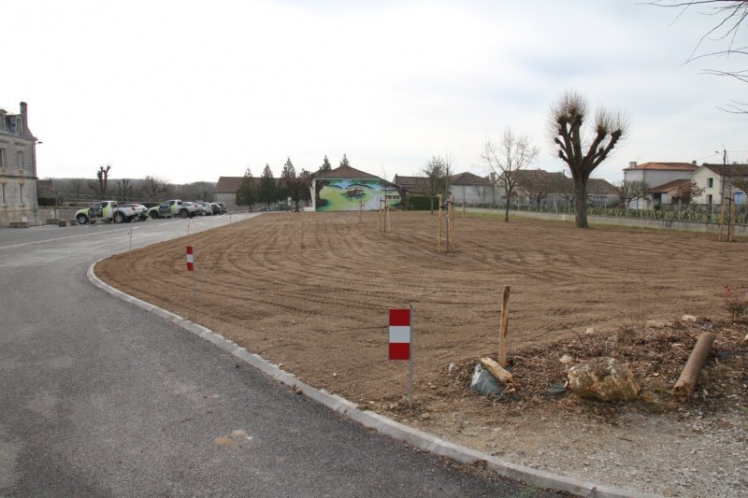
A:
672;331;718;401
480;357;515;384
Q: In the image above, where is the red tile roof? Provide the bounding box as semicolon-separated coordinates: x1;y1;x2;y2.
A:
650;179;690;193
313;165;380;179
623;162;697;172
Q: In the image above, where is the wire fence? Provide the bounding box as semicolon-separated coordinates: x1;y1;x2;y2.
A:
472;200;748;226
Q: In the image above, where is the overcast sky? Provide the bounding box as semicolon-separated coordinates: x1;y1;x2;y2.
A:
3;0;746;185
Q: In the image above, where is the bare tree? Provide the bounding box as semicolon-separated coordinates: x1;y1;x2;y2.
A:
673;180;706;203
139;176;170;201
423;156;447;213
548;91;628;228
616;180;650;212
651;1;748;113
483;128;539;222
116;179;133;200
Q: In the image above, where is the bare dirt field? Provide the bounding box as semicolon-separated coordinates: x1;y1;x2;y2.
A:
96;211;748;497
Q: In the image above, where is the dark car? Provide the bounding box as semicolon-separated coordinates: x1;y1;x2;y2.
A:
212;202;227;215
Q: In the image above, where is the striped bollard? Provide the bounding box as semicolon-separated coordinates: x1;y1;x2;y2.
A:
186;246;195;300
389;305;414;407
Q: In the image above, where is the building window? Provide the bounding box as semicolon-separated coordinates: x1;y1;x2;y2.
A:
0;183;4;205
16;117;23;134
0;148;5;168
17;151;24;171
707;178;714;188
707;194;713;204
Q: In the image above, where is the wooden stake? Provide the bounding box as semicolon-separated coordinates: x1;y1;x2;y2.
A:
718;200;727;241
672;331;718;401
437;194;443;252
729;197;736;242
499;286;511;367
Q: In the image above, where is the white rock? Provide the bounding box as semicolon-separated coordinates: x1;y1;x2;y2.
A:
560;354;574;365
682;314;698;322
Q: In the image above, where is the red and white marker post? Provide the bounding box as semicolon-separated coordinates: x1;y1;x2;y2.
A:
186;245;195;300
389;305;414;407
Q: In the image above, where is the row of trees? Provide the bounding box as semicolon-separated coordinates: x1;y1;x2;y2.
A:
47;166;215;204
235;154;352;212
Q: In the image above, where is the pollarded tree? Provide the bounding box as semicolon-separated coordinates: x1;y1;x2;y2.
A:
483;128;539;222
258;164;277;210
236;167;256;211
548;91;628;228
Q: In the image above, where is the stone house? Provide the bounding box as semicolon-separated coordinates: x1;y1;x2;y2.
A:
0;102;39;227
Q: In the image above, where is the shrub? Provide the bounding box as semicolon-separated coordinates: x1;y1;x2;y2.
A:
406;195;439;211
722;285;748;323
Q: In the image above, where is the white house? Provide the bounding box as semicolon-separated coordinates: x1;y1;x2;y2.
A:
623;161;698;208
691;163;748;206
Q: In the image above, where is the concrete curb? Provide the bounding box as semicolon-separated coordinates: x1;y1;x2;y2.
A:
88;262;662;498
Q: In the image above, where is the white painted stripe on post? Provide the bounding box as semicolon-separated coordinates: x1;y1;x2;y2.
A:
389;326;410;343
187;254;194;263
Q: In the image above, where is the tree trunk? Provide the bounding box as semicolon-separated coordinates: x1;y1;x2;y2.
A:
672;331;718;401
573;177;589;228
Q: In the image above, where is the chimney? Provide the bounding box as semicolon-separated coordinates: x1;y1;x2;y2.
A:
19;102;28;132
628;161;637;168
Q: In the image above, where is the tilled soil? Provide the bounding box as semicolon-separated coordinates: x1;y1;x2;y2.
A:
96;211;748;497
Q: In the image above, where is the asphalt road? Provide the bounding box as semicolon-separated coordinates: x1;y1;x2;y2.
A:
0;215;559;497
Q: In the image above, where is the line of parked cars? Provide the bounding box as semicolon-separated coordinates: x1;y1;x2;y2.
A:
75;200;227;224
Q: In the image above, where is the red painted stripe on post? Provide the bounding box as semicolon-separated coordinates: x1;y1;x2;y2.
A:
186;246;194;271
389;343;410;361
389;308;410;326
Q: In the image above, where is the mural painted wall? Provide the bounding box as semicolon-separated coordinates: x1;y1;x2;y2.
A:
315;179;401;212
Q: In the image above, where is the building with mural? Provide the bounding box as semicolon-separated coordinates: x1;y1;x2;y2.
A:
312;165;402;212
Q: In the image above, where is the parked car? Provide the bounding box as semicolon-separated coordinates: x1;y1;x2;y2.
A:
210;202;221;215
193;201;213;216
216;202;227;214
75;201;140;224
147;200;199;219
120;203;149;221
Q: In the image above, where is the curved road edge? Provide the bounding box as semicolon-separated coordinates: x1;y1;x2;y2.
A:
87;261;661;498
